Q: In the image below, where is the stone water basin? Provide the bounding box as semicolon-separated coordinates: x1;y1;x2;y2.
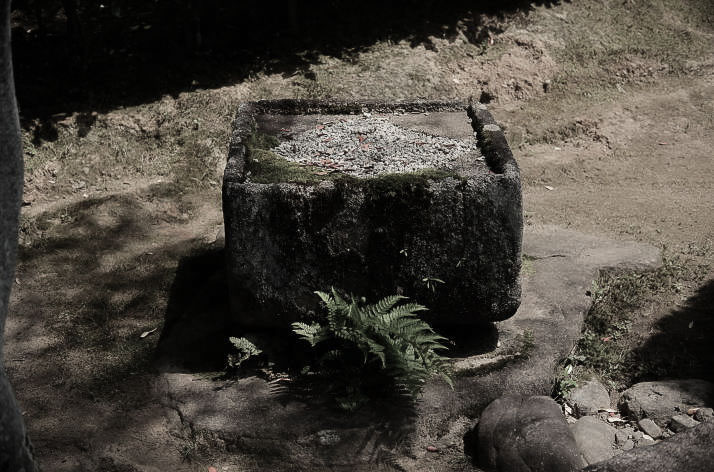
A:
222;99;522;328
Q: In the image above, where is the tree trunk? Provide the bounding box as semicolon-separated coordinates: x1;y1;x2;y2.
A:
0;1;37;470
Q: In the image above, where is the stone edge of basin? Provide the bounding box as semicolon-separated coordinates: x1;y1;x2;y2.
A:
224;98;520;183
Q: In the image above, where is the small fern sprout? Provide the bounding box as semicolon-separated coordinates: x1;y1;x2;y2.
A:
227;337;262;369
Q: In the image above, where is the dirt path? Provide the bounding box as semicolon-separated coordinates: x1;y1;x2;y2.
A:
509;75;714;257
5;0;713;470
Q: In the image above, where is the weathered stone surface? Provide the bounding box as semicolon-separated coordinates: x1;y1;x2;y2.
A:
568;380;610;417
583;421;714;471
669;414;699;433
571;416;616;465
637;418;662;439
223;99;522;327
618;379;714;426
636;436;656;447
474;395;585;472
694;407;714;422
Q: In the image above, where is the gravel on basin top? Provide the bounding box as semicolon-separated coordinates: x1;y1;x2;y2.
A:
273;115;482;178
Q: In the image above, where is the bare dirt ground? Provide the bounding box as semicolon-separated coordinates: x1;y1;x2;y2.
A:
5;0;714;470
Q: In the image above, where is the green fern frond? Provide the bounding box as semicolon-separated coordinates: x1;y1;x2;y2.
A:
294;289;453;403
227;337;263;368
440;372;455;389
364;338;387;367
330;287;349;309
229;337;262;356
291;321;326;347
387;317;424;335
380;304;426;325
315;290;332;305
365;294;406;319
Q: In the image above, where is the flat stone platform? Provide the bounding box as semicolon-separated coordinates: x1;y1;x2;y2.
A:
157;225;661;471
222;99;523;327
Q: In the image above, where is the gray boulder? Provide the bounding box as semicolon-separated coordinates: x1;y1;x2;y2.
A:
618;379;714;426
474;395;585;472
637;418;662;439
570;416;616;465
223;99;522;327
614;428;630;446
583;420;714;471
669;414;699;433
694;407;714;422
568;380;611;417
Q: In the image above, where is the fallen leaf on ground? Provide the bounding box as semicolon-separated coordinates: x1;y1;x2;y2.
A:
140;328;158;338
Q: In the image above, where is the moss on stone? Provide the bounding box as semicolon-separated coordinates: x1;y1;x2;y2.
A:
244;131;346;185
364;169;460;193
246;148;345;185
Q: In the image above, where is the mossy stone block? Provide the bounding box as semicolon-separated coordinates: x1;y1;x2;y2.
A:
222;99;522;327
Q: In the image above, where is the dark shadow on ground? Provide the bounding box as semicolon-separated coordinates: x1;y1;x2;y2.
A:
438;322;500;358
11;0;564;120
155;246;233;371
11;186;209;397
154;245;315;374
628;277;714;383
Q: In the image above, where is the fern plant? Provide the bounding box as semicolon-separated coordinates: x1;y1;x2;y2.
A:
227;336;262;369
292;288;453;402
